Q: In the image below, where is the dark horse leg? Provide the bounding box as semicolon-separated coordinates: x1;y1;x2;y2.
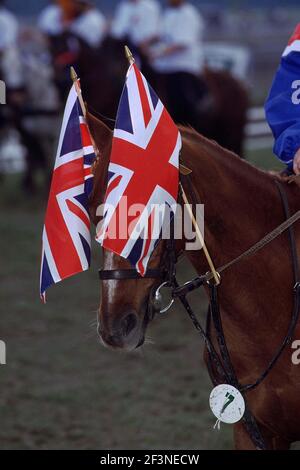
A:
17;122;49;194
164;72;209;130
234;422;291;450
202;69;249;156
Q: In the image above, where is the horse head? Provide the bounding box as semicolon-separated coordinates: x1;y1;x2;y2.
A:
98;242;172;351
87;114;187;351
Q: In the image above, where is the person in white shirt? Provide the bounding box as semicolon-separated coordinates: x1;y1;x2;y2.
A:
111;0;161;51
0;1;18;52
149;0;207;127
151;0;204;75
38;0;107;49
38;3;63;37
0;1;24;92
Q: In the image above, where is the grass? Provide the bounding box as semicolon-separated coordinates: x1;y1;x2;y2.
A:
244;147;284;172
0;147;289;450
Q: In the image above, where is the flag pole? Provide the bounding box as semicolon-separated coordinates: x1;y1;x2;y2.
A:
125;45;135;66
70;66;100;161
123;49;216;281
180;183;220;285
70;66;87;117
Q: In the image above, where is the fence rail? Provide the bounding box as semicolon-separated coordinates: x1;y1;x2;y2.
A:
245;106;273;151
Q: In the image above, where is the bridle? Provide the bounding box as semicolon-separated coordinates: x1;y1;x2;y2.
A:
99;213;178;316
98;175;300;450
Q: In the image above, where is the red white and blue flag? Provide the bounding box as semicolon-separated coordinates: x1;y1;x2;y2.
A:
40;83;96;301
97;64;181;275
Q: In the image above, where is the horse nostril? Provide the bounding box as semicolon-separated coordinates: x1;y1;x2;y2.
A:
121;313;138;337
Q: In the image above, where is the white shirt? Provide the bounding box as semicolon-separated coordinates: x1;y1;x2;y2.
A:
2;45;24;88
111;0;160;46
38;5;62;36
0;8;23;88
152;4;204;75
38;5;107;48
0;7;19;51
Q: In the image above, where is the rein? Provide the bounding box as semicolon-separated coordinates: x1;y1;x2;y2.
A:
98;176;300;450
174;197;300;296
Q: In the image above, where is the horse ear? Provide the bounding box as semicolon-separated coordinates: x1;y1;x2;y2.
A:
85;108;113;156
86;109;113;225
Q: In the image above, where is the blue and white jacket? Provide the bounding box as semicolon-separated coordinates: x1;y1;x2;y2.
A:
265;24;300;168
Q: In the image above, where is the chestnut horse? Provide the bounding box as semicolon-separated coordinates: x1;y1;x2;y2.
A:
87;112;300;450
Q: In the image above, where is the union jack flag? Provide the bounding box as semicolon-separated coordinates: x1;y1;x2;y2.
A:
97;64;181;275
40;83;96;301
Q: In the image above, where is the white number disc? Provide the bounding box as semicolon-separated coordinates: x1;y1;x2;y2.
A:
209;384;245;424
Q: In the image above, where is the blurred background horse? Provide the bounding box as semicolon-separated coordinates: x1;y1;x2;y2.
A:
50;34;249;156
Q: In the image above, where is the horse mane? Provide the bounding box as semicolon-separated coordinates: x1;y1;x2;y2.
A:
179;125;279;182
178;125;300;220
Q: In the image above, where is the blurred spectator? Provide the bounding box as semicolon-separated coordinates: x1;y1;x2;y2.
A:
0;0;18;51
0;2;51;192
38;0;107;49
111;0;161;50
0;0;24;92
149;0;206;126
151;0;204;76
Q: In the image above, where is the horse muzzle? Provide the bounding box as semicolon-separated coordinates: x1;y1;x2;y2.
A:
98;283;175;351
98;309;146;351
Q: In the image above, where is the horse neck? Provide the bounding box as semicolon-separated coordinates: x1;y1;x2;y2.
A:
180;130;283;271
